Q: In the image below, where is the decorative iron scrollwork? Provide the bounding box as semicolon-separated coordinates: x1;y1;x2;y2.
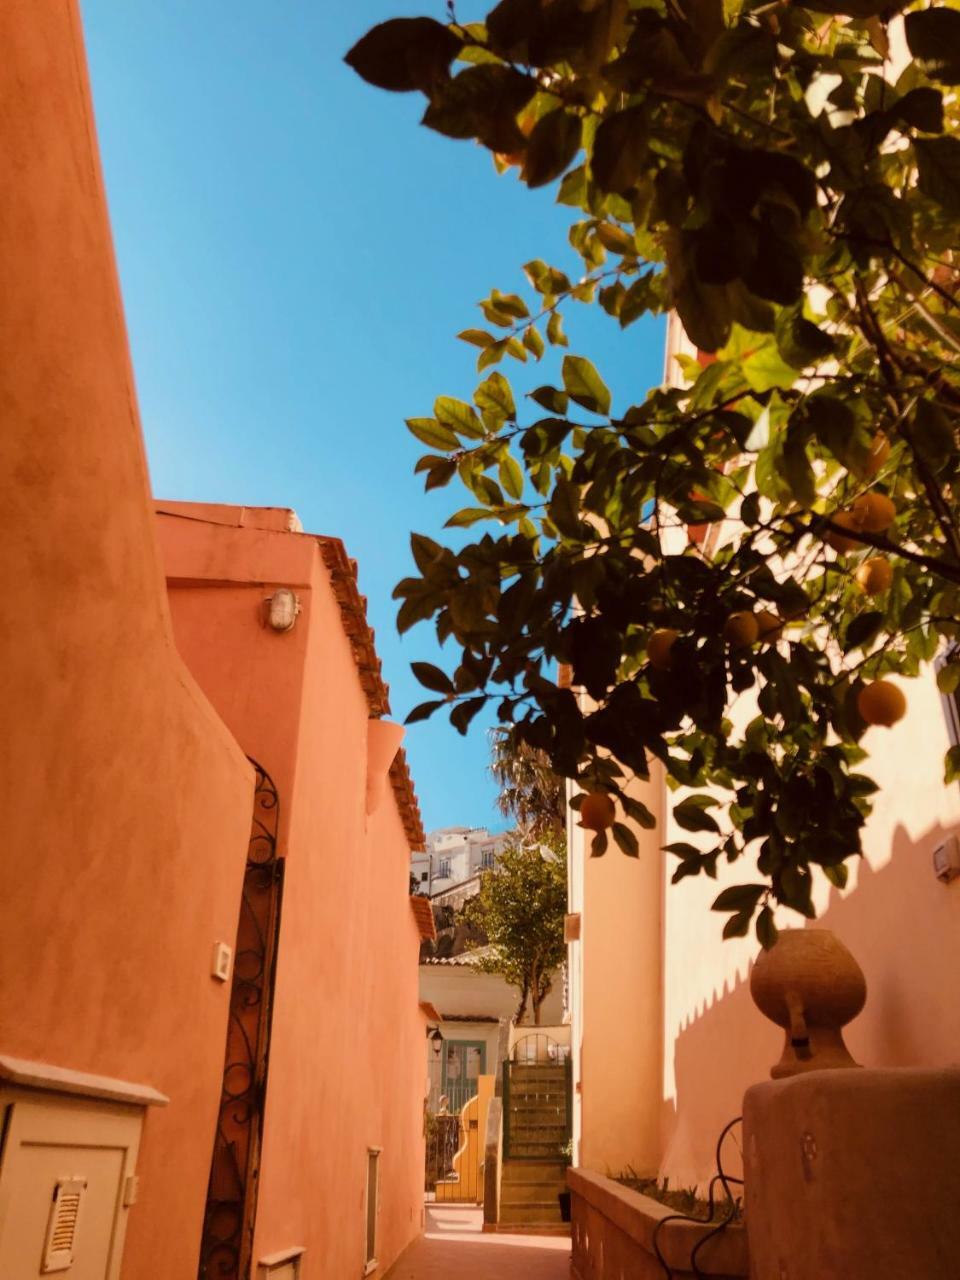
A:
199;761;283;1280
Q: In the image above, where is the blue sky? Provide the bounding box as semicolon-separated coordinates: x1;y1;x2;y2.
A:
81;0;665;833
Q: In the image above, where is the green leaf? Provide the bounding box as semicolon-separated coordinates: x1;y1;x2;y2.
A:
405;699;445;724
523;109;583;188
478;339;508;371
945;744;960;785
458;328;495;349
435;396;485;439
546;311;568;346
411;661;454;694
548;478;585;539
913;399;954;472
445;506;504;528
783;431;816;509
450;696;487;733
499;454;524;499
892;87;944;134
590;830;608;857
490;289;529;319
406;417;460;449
529;385;569;414
475;372;516;421
844;611;884;653
524;260;571;296
345;18;462;93
562;355;611;415
775;305;836;370
422;64;535;153
905;9;960;84
590;106;649;194
612;822;640;856
523;326;545;359
916;137;960;216
937;663;960;695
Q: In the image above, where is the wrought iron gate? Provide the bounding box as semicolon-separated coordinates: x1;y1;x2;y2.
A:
199;761;284;1280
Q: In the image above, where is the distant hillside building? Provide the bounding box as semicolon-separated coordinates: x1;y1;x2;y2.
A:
411;826;509;896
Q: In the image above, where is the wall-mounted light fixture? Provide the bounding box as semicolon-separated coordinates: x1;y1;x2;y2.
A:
428;1027;444;1057
265;587;300;632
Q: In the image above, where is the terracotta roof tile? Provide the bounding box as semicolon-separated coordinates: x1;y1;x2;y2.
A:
410;895;437;942
317;537;426;851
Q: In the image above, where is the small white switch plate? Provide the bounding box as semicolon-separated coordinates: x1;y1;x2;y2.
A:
933;834;960;884
212;941;233;982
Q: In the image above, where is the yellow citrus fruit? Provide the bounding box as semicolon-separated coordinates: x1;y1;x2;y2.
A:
579;792;616;831
723;610;759;648
824;510;864;554
852;491;896;534
863;433;890;478
857;679;906;727
648;628;679;671
855;557;893;595
756;609;784;644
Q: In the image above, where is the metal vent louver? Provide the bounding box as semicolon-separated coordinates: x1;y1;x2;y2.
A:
42;1177;86;1273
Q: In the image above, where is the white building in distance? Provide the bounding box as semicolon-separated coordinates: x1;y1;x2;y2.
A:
410;826;510;896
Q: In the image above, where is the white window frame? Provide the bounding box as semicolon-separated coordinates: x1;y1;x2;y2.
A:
363;1146;382;1276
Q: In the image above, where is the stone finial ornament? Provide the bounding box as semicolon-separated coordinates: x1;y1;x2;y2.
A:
750;929;867;1079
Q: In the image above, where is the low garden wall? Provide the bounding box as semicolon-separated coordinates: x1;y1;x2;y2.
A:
568;1168;748;1280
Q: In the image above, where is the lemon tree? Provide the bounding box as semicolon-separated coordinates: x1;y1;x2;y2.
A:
348;0;960;943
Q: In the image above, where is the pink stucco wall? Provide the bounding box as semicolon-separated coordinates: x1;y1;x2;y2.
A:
0;7;254;1277
158;506;426;1278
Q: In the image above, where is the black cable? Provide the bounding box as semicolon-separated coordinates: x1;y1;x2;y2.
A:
651;1116;744;1280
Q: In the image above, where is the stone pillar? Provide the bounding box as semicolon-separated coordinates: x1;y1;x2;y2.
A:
744;1067;960;1280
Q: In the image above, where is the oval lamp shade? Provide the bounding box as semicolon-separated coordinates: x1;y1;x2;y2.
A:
366;720;406;816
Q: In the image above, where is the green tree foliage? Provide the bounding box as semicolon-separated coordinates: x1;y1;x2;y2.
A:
491;725;568;838
463;838;568;1024
348;0;960;944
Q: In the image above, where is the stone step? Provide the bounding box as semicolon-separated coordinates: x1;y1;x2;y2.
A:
501;1179;566;1204
502;1159;567;1183
508;1091;566;1104
510;1067;567;1081
508;1142;568;1158
500;1200;564;1225
509;1112;566;1128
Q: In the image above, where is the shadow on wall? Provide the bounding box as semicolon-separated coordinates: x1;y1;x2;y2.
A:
660;819;960;1190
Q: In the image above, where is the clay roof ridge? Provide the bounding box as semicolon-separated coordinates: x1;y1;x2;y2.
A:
316;536;426;852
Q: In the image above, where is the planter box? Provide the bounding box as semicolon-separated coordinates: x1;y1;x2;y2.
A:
568;1168;748;1280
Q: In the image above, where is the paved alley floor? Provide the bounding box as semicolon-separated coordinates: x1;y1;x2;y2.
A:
386;1203;571;1279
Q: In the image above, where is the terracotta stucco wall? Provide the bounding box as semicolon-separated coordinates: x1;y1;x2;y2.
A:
158;512;424;1278
0;8;253;1277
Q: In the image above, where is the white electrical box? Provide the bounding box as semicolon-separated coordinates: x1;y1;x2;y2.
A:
933;834;960;884
211;942;233;982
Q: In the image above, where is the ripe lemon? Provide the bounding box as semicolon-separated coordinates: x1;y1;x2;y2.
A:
855;557;893;595
857;679;906;727
824;510;864;554
852;491;896;534
756;609;784;644
648;628;679;671
723;610;759;648
579;792;616;831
